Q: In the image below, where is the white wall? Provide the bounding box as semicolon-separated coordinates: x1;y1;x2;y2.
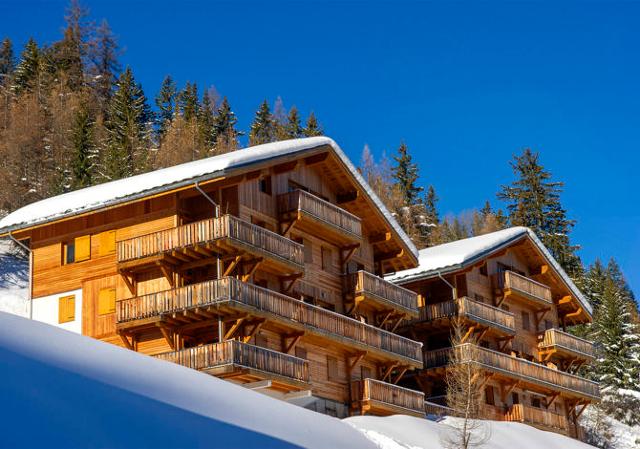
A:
32;289;82;334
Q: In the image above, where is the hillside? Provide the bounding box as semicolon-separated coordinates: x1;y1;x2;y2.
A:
0;241;28;318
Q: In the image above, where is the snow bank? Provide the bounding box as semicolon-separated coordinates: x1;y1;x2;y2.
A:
0;137;417;260
0;240;28;317
345;415;596;449
0;312;377;449
386;226;592;315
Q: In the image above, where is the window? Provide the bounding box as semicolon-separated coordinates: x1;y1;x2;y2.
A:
58;295;75;323
327;356;339;381
295;346;307;360
545;319;553;330
531;397;541;408
98;230;116;256
511;392;520;405
485;386;495;405
321;247;332;271
63;235;90;264
98;288;116;315
259;176;272;195
479;262;488;276
522;311;530;331
361;366;372;380
303;239;313;263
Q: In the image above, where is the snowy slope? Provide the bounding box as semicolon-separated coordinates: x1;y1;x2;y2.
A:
0;312;377;449
345;415;596;449
0;240;28;317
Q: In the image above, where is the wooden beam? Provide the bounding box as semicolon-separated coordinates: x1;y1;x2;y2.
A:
223;255;242;277
341;244;360;268
347;351;367;375
497;336;514;352
242;258;263;282
379;362;398;382
557;295;573;305
376;310;394;327
374;249;404;263
119;271;137;296
224;316;247;340
390;315;405;333
460;326;476;344
336;191;359;204
280;220;296;237
273;160;298;174
118;333;134;350
158;326;175;350
170;250;191;262
283;331;305;353
304;152;329;166
245;170;262;180
393;366;409;385
157;263;175;288
242;319;266;343
546;392;560;408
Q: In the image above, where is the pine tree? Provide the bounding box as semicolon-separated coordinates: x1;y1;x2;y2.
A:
179;82;199;122
154;75;177;136
51;0;89;90
103;67;150;180
198;89;216;152
498;148;581;274
303;111;322;137
285;106;303;139
12;38;43;95
0;38;15;79
424;185;439;226
70;107;95;189
249;99;276;146
212;97;240;154
392;141;423;205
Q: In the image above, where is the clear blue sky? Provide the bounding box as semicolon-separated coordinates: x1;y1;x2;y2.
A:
3;0;639;293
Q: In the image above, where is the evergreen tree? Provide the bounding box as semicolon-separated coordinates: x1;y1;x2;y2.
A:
12;38;43;95
285;106;303;138
103;67;150;180
424;185;439;226
392;141;423;205
249;99;276;146
51;0;89;90
179;81;199;122
498;148;581;274
0;38;15;79
303;111;322;137
198;89;216;152
212;97;240;153
154;75;177;136
70;107;95;189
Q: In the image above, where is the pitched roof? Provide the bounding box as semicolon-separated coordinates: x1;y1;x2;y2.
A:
0;137;418;261
386;226;592;316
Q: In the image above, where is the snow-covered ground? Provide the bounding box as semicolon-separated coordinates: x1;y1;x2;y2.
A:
0;240;28;317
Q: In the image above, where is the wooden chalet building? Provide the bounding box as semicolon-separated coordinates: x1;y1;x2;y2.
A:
0;137;426;418
387;227;600;437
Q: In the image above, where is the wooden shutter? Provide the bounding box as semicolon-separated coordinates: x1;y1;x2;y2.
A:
521;311;530;331
485;386;495;405
327;355;339;381
99;230;116;256
303;239;313;263
74;235;91;262
98;288;116;315
58;295;75;323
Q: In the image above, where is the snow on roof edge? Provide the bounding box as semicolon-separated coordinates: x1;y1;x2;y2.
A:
387;227;592;316
0;137;418;261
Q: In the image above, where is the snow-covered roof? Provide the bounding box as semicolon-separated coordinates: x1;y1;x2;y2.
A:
386;227;592;316
0;137;418;261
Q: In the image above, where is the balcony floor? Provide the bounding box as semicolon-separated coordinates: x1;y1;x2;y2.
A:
281;210;363;247
203;363;310;393
354;399;426;417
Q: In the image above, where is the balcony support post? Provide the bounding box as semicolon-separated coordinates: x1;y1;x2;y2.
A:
376;310;394;327
224;255;243;277
500;380;519;403
460;326;476;344
497;336;514;352
119;270;137;296
347;351;367;375
280;273;303;293
389;314;406;333
283;331;305;354
534;307;551;329
392;365;409;384
340;243;360;271
242;258;263;282
158;325;175;350
545;392;560;408
224;316;247;340
118;331;134;351
157;262;175;288
379;362;399;382
242;318;266;343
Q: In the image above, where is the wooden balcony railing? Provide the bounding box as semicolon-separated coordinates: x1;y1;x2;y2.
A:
117;277;423;364
423;344;600;400
344;270;419;315
411;297;515;334
497;271;552;305
277;189;362;238
506;404;568;431
352;378;425;415
116;214;304;269
155;340;309;384
539;329;595;360
424;401;458;417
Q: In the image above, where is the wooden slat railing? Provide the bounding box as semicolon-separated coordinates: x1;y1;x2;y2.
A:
155;340;309;383
423;344;600;399
117;277;423;363
353;378;425;414
277;189;362;237
344;270;418;314
497;270;552;305
424;401;458;417
410;297;515;333
539;329;595;359
116;214;304;268
506;404;568;430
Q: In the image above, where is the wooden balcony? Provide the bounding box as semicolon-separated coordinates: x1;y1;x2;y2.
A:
495;271;552;307
538;329;596;362
116;277;423;367
410;297;516;336
277;190;362;246
351;378;425;417
116;214;304;276
506;404;568;432
424;400;458;417
155;340;309;391
344;271;419;318
423;344;600;400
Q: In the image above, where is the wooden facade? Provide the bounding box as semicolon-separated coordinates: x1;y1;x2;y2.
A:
4;141;424;418
394;235;599;437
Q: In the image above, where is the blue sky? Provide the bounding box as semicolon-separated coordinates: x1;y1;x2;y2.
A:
3;0;639;293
